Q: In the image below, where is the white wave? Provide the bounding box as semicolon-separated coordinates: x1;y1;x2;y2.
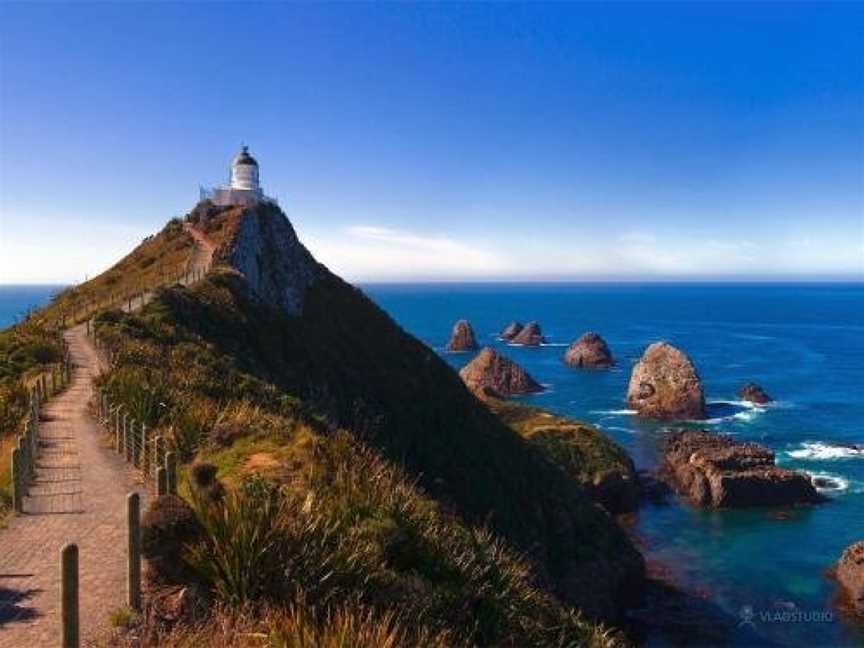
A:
787;442;864;461
806;471;850;493
708;399;763;410
590;409;638;416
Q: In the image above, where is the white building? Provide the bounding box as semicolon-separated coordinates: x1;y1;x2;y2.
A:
201;146;277;207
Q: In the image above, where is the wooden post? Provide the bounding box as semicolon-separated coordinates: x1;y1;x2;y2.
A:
140;424;148;475
165;451;177;495
127;492;141;610
125;418;133;463
114;408;122;452
156;466;167;496
17;435;29;483
11;448;22;513
153;435;164;476
131;421;140;467
60;543;79;648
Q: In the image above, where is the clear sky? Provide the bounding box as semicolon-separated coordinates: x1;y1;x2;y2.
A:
1;2;862;283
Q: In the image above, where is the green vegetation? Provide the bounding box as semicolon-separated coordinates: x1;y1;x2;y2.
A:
109;607;140;629
75;204;643;643
29;218;197;329
0;319;64;517
490;398;634;487
92;274;636;645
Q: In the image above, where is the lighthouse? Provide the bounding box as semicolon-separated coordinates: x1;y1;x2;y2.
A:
202;146;276;207
230;146;259;191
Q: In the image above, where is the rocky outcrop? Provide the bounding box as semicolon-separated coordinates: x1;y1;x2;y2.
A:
659;430;822;508
835;541;864;617
737;382;773;404
445;319;479;352
488;399;639;515
499;321;524;341
511;321;545;346
459;347;544;397
564;332;614;368
626;342;706;419
213;202;325;315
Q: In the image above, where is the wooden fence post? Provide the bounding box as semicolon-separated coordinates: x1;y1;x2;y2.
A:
165;451;177;495
131;421;140;467
140;424;148;475
60;543;79;648
125;418;134;463
114;408;121;452
127;492;141;610
153;435;164;472
17;435;29;484
11;448;22;513
156;466;167;496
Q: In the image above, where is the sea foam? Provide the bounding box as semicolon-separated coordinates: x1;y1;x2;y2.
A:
787;442;863;461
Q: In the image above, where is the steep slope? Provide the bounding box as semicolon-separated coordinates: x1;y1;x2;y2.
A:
191;202;642;614
90;201;643;633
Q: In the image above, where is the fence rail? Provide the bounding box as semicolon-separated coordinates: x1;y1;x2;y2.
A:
10;350;73;513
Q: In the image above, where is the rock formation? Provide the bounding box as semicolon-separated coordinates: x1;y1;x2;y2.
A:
835;541;864;616
659;430;822;508
499;321;524;341
213;202;325;316
626;342;706;419
737;382;773;405
459;347;544;397
511;321;545;346
445;319;479;352
564;332;614;368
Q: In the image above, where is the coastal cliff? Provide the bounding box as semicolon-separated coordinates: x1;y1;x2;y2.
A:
91;201;644;644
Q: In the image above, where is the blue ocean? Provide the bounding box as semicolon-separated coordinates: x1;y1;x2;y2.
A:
3;282;862;646
364;282;864;648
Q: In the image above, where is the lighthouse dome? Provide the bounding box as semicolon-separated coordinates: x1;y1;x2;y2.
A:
230;145;259;191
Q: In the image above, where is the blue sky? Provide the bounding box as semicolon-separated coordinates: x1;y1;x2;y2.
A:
1;2;862;282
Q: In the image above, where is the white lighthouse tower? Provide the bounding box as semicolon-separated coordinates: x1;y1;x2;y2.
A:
230;146;259;191
203;145;276;207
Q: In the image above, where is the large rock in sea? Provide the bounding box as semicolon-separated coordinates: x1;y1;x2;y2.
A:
564;332;614;368
445;319;479;352
499;321;524;341
626;342;706;419
835;541;864;617
459;347;544;397
659;430;821;509
511;321;545;346
738;382;773;405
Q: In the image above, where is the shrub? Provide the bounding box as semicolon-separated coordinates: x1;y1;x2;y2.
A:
141;494;202;585
186;476;287;606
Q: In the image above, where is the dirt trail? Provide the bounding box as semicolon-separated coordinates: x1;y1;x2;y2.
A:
0;326;146;646
0;224;216;645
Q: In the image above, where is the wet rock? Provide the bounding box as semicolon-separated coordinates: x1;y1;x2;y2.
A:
659;430;822;508
737;382;773;405
459;347;544;397
626;342;706;420
499;321;524;341
511;321;545;346
445;319;479;352
564;332;614;368
835;541;864;617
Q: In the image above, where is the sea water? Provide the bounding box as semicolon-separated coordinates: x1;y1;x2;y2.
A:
3;282;862;645
365;282;864;647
